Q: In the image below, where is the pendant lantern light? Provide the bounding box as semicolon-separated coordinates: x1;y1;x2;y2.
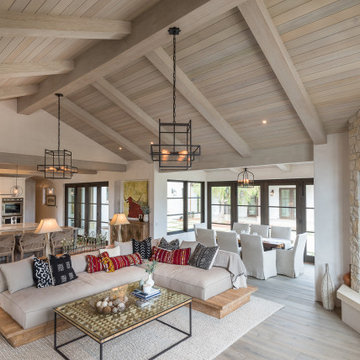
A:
10;164;23;197
237;168;255;188
150;27;200;170
37;94;78;179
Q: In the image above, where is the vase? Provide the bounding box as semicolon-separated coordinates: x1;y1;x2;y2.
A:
143;273;154;294
143;214;149;222
321;263;335;311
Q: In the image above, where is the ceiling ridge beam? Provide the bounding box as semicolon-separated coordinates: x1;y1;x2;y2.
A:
238;0;326;144
61;97;152;163
0;84;38;100
18;0;246;114
0;61;74;78
146;47;251;157
0;11;131;39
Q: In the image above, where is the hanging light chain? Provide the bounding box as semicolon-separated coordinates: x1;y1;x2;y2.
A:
172;30;177;124
57;93;61;151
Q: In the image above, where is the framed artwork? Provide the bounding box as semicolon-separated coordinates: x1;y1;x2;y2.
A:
123;181;148;219
46;194;56;206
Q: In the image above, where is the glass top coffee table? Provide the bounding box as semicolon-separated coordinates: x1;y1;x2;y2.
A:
54;281;192;360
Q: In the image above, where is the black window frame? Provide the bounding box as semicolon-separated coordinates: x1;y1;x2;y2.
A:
167;180;205;235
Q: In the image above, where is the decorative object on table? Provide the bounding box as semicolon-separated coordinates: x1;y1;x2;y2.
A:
34;218;62;256
45;194;56;206
37;93;78;179
237;168;255;188
321;263;335;311
33;257;53;288
110;213;129;242
141;205;150;222
94;293;128;315
158;237;179;250
132;237;152;259
123;180;148;220
150;27;201;170
132;287;160;300
138;213;143;222
189;243;219;270
10;164;23;197
343;264;351;287
143;260;157;294
49;254;77;286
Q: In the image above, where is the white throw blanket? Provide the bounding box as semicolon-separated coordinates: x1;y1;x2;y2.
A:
214;250;247;289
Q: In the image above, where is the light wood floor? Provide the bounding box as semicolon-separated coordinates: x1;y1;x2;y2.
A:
217;265;360;360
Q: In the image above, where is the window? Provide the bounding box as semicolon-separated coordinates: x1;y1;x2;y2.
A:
238;186;261;224
167;181;204;234
209;183;233;231
65;182;109;239
305;185;315;258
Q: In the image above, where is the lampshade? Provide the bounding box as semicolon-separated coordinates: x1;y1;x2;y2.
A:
110;214;130;226
35;218;62;234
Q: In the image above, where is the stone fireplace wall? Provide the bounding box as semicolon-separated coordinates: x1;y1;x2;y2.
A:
349;110;360;292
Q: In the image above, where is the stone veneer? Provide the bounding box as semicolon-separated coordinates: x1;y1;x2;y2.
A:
349;110;360;293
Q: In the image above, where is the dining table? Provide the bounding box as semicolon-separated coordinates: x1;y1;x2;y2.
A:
237;233;293;251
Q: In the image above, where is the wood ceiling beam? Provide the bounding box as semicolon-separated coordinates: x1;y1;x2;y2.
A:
0;85;38;100
238;0;327;145
276;164;291;172
17;0;245;115
0;61;74;78
0;11;131;40
61;97;152;163
146;48;251;157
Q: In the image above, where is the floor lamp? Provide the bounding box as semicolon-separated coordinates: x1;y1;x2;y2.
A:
110;214;130;243
35;218;62;257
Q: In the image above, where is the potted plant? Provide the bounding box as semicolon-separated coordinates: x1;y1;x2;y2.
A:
141;205;150;222
143;260;157;294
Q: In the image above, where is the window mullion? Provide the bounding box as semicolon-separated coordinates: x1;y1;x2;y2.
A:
184;181;188;232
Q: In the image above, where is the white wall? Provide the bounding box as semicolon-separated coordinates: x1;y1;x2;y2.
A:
0;100;124;163
314;133;350;302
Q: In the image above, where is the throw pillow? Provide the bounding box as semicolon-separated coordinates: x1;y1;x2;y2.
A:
188;243;219;270
158;238;180;250
150;246;191;266
101;252;143;273
1;255;35;294
33;257;53;288
132;237;152;259
86;254;104;273
99;246;120;258
49;254;77;286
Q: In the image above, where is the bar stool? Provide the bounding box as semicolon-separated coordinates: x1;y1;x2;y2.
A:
0;234;16;263
17;233;46;259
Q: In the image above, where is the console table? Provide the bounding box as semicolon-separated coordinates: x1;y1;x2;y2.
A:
110;220;149;243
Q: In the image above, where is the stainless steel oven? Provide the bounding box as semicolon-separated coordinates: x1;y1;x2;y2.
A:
2;198;23;217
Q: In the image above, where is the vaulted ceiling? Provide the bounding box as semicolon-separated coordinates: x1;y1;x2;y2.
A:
1;0;359;171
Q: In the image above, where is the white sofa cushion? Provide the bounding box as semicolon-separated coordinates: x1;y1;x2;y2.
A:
99;246;120;257
71;250;99;274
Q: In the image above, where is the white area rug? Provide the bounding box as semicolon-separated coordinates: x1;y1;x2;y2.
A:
0;296;283;360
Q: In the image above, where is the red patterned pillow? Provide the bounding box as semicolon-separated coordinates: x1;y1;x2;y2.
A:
101;252;143;273
86;254;105;273
150;246;190;265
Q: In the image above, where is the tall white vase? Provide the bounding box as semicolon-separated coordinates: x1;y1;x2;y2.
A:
321;263;335;311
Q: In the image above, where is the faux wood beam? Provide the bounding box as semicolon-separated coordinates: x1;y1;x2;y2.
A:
0;85;38;100
238;0;326;144
0;152;126;172
0;61;74;78
276;164;291;172
18;0;245;114
61;98;152;163
146;48;251;157
0;11;131;39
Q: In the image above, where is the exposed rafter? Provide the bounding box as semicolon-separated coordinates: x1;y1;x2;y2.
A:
146;48;251;157
0;11;131;39
61;98;152;163
238;0;326;144
18;0;246;114
0;61;74;78
0;85;38;100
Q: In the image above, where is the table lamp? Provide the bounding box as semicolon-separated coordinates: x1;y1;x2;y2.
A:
110;213;129;243
35;218;62;256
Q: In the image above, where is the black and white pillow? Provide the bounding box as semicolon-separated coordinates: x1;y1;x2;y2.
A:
188;243;219;270
132;237;152;260
159;238;180;251
33;257;53;288
49;254;77;286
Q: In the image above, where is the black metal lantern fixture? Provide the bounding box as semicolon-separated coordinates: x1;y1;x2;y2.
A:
37;93;78;179
150;27;200;170
237;168;255;188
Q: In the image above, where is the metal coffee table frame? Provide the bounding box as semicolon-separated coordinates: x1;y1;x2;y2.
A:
54;301;192;360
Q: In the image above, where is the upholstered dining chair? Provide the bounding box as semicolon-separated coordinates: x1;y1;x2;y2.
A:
241;234;277;280
50;227;74;255
271;226;292;240
250;224;270;238
276;233;307;278
216;230;241;255
194;223;207;239
196;228;217;247
17;232;46;259
232;223;250;235
0;234;16;263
